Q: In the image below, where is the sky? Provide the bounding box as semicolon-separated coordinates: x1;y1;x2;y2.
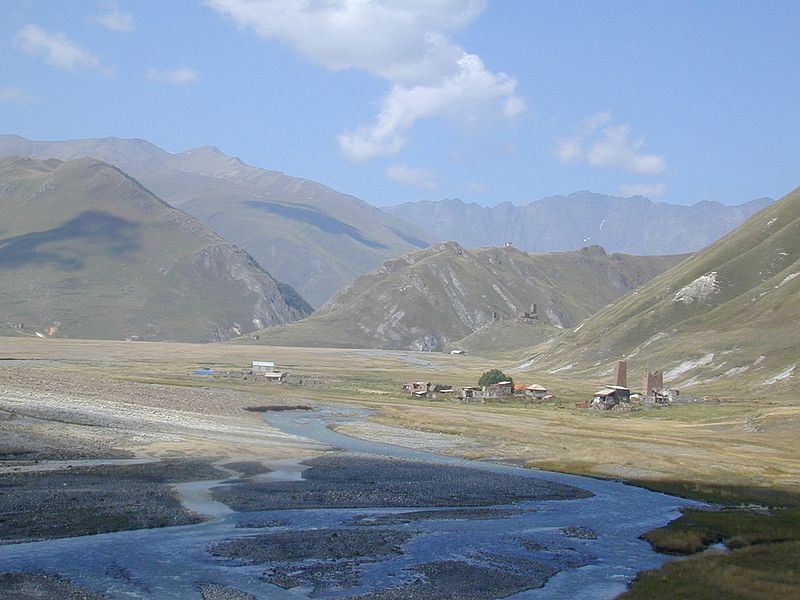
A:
1;1;799;208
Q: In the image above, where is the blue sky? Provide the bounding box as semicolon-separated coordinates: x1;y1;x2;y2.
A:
1;1;798;207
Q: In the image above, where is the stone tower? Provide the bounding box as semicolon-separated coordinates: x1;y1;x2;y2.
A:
613;360;627;387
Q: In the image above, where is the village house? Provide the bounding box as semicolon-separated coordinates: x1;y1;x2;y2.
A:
402;382;454;398
489;380;514;397
457;386;481;401
590;385;631;409
252;361;274;375
252;360;287;382
403;381;429;392
525;384;548;399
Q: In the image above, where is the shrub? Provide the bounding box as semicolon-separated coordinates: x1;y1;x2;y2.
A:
478;369;513;387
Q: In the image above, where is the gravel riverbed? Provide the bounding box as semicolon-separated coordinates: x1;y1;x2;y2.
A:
211;453;591;511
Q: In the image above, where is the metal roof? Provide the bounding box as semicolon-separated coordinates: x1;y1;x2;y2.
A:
594;388;617;396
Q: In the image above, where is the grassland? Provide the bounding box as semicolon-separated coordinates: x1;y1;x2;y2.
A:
1;336;798;598
2;336;797;491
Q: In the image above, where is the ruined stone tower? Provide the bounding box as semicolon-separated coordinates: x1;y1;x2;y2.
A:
643;370;663;396
613;360;627;387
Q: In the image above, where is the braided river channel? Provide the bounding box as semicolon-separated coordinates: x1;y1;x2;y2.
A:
0;404;698;599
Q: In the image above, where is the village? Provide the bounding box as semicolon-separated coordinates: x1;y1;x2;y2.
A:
190;356;682;412
401;360;681;410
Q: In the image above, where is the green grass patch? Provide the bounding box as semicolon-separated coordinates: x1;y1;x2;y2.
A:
643;508;800;554
620;541;800;600
628;481;800;599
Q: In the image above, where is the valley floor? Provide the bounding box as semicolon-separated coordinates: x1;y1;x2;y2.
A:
0;337;798;598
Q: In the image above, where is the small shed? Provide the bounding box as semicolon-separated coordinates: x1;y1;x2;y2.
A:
261;371;287;383
252;361;275;374
526;384;548;399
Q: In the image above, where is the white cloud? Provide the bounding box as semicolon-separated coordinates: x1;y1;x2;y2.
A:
0;86;32;105
556;111;611;163
13;24;106;73
207;0;524;160
146;67;201;85
587;125;666;175
386;164;436;189
468;181;488;193
91;2;134;32
619;182;667;198
339;53;520;160
557;111;665;176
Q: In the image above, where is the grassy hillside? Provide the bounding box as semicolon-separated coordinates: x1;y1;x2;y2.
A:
252;242;686;351
0;156;310;342
0;135;432;307
520;186;800;395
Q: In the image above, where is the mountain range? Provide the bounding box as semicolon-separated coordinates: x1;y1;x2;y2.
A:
385;193;772;256
0;135;431;308
0;156;309;342
521;186;800;393
254;241;686;351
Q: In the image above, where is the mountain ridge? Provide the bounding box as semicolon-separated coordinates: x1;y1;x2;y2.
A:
385;192;772;256
0;134;433;307
252;241;687;351
0;155;310;342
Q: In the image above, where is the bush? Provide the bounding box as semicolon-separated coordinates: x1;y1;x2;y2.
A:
478;369;513;387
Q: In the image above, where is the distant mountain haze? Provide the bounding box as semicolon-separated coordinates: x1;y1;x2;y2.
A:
384;193;772;256
0;135;433;307
253;241;686;352
0;156;310;341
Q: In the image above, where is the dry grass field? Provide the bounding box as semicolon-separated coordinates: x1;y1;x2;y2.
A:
2;336;798;494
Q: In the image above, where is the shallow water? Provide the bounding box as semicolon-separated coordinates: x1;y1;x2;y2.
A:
0;404;697;599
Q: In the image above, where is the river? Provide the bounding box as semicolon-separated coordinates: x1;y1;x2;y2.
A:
0;404;697;599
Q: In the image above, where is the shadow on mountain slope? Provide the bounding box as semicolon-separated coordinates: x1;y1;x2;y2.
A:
243;200;388;250
0;211;140;269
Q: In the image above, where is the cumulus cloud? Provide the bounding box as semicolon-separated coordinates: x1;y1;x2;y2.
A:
91;2;134;32
619;182;667;198
339;53;520;160
557;112;666;176
386;164;436;189
13;24;106;73
206;0;524;160
0;86;32;105
146;67;201;84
